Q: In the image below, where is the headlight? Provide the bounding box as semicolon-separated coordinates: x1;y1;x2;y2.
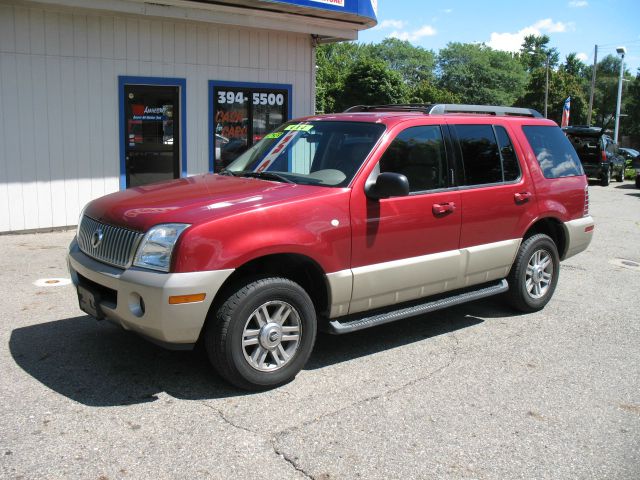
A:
133;223;190;272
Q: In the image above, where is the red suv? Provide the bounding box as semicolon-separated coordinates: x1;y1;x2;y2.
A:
69;104;594;390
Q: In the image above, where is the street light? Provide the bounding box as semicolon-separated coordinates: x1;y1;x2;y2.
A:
614;46;626;144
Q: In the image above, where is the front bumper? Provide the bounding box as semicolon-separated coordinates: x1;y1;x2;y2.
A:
68;239;234;348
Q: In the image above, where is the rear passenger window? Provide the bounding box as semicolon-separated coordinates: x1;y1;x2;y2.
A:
454;124;522;185
494;126;520;181
379;125;447;192
522;126;584;178
455;125;503;185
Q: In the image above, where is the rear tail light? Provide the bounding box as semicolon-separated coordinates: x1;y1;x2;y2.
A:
601;150;607;162
584;185;590;217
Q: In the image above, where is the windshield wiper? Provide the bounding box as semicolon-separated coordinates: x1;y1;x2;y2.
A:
238;171;294;184
218;169;239;176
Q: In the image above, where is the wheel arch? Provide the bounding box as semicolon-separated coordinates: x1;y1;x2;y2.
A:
522;217;568;260
204;253;330;328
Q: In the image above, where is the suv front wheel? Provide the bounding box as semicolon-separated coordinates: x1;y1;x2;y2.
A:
205;277;317;390
506;234;560;313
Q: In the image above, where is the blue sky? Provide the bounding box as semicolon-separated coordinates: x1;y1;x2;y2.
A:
358;0;640;74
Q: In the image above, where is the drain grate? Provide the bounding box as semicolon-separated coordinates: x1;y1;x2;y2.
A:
33;278;72;287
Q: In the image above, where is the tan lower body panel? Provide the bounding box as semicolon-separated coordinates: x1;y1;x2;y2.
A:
562;216;594;259
328;239;521;317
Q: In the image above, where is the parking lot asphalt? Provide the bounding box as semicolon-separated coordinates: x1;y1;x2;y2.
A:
1;182;639;480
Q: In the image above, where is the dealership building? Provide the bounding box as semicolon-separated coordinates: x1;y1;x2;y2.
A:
0;0;377;232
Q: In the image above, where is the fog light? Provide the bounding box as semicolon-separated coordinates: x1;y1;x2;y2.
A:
129;292;145;317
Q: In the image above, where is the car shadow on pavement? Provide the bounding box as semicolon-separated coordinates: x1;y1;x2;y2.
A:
9;298;514;406
308;297;515;369
613;183;640;197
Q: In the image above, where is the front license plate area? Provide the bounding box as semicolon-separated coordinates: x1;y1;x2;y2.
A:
78;285;104;320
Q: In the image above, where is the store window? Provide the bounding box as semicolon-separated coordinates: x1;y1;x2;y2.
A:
119;77;186;189
209;81;291;172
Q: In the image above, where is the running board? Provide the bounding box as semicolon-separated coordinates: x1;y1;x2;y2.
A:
328;279;509;334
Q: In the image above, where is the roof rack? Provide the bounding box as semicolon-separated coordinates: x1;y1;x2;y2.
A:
344;104;433;114
344;103;543;118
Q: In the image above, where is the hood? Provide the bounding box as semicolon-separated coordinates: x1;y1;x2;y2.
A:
85;174;334;232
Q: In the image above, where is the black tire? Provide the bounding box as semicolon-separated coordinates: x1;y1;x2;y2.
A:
636;175;640;189
616;166;624;182
600;167;610;186
506;234;560;313
205;277;317;390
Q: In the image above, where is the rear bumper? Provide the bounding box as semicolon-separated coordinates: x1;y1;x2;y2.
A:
582;163;607;179
68;239;234;347
562;216;594;260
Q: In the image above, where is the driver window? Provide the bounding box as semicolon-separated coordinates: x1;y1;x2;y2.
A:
379;125;447;192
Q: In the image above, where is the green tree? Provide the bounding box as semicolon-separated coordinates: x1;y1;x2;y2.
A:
370;38;436;89
437;42;527;105
315;42;371;113
561;52;587;78
585;54;632;129
336;58;409;111
620;70;640;143
518;34;559;72
409;80;460;104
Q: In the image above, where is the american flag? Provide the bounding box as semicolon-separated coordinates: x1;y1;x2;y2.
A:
561;96;571;128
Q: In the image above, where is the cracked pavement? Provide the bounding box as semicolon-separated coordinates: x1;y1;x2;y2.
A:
1;183;639;479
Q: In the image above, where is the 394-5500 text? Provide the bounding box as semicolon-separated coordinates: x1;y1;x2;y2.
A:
217;90;284;106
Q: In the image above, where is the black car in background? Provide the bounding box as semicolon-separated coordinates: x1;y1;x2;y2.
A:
619;147;640;188
563;126;625;186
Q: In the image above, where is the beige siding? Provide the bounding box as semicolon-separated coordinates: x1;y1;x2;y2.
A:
0;2;313;231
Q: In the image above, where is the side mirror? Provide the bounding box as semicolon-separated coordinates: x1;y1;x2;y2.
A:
365;172;410;199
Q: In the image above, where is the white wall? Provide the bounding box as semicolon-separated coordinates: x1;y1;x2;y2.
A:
0;2;314;232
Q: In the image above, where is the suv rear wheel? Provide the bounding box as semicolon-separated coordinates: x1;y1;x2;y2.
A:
205;277;317;390
506;234;560;312
600;167;611;186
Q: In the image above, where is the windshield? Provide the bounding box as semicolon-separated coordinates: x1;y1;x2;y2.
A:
224;121;386;187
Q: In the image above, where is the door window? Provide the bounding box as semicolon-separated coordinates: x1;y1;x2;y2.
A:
379;125;448;192
454;124;523;185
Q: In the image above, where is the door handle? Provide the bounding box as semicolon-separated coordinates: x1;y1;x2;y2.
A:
432;202;455;216
514;192;532;204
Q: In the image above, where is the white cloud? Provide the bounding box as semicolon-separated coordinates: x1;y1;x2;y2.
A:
377;19;406;29
569;0;588;7
389;25;437;42
576;52;589;62
487;19;573;52
442;9;453;14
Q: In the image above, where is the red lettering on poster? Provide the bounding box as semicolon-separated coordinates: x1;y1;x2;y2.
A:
215;111;245;123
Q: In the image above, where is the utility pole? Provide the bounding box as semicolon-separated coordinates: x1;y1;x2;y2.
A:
544;53;550;118
587;44;598;126
614;47;626;144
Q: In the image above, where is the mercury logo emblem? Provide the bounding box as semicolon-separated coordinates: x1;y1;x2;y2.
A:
91;227;104;248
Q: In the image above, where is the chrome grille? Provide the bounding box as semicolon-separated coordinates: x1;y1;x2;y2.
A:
77;216;144;269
